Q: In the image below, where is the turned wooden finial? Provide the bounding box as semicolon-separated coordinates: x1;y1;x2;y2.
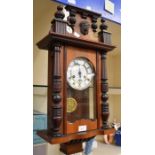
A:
55;5;65;19
91;16;98;32
100;18;108;31
51;5;67;34
68;9;76;29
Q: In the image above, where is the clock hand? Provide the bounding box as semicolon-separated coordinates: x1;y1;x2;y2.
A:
69;75;75;79
88;73;95;77
84;76;90;81
83;73;95;81
78;66;82;78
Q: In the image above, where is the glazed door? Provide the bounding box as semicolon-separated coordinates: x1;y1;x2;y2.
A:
65;46;97;134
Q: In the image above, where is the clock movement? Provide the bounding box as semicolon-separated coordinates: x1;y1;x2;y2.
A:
37;4;115;155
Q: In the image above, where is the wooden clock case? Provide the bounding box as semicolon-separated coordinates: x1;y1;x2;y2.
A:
37;4;115;155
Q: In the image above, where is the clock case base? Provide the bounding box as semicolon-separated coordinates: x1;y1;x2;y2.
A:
37;128;115;154
37;128;115;144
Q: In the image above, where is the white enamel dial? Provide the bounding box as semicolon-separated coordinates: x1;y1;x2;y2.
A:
67;58;95;90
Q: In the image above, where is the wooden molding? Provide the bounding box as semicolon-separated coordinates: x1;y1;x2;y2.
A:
37;128;115;144
65;5;101;18
37;32;115;51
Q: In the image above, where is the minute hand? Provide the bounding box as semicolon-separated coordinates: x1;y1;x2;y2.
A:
78;67;82;78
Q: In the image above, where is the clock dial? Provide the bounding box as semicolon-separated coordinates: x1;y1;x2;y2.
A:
67;58;95;90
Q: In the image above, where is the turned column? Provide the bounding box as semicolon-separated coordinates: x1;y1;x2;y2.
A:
51;44;62;136
99;18;112;129
49;6;65;136
101;52;109;129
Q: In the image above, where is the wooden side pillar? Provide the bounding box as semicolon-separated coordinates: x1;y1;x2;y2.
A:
48;5;66;137
51;44;63;136
101;52;109;129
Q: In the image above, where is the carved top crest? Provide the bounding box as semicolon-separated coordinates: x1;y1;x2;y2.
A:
65;5;101;41
40;4;113;49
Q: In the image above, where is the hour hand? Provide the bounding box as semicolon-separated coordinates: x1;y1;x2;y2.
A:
84;73;95;81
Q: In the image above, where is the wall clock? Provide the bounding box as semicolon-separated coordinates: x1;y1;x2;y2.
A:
36;4;115;155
